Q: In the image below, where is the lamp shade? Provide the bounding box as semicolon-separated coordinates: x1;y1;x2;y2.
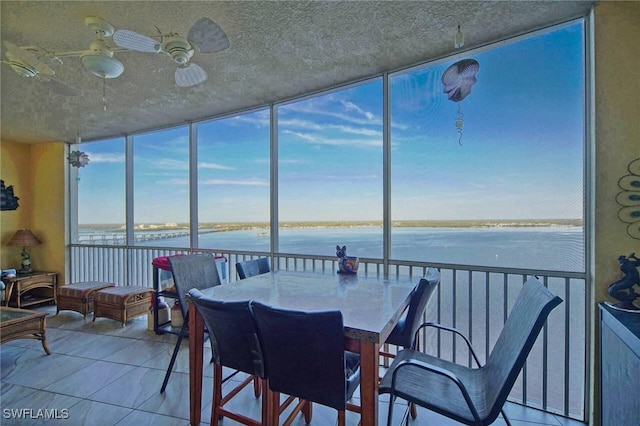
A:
8;229;40;247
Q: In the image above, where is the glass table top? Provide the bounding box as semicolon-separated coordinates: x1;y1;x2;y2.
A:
0;307;44;323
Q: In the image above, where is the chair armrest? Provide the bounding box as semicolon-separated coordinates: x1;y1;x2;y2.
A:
413;322;482;367
390;357;482;423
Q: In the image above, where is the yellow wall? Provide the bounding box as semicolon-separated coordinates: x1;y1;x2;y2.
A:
0;140;66;284
591;3;640;425
1;140;31;268
593;1;640;302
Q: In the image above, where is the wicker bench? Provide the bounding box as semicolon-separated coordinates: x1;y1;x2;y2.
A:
93;286;154;327
57;281;116;318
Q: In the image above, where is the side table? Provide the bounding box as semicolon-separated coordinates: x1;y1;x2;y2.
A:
1;272;57;309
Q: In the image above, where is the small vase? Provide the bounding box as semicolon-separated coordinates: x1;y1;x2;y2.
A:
171;302;184;327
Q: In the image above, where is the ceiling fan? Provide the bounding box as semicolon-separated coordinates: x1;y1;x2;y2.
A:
1;15;230;96
2;41;83;96
113;16;230;87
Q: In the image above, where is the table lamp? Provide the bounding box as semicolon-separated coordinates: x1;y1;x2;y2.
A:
8;229;40;274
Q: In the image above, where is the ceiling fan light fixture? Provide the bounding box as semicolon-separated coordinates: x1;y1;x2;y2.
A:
81;53;124;78
163;37;194;64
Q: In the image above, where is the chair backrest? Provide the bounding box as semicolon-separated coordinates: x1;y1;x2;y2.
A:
251;301;350;411
236;257;271;280
168;253;222;319
187;289;264;378
483;276;563;421
402;268;440;348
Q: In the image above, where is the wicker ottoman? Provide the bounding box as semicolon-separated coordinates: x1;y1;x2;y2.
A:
57;281;116;318
93;286;154;327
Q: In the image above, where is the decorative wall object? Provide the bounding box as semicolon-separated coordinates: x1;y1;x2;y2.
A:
0;180;20;210
67;150;90;168
441;59;480;145
607;253;640;311
616;157;640;239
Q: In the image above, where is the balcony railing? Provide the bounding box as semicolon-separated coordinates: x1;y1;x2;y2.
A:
69;243;586;421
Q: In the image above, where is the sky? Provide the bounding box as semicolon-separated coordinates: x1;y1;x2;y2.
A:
77;21;584;225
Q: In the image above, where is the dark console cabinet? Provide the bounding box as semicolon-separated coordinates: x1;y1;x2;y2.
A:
599;303;640;426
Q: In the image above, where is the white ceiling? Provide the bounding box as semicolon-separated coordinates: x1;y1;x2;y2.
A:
0;1;594;145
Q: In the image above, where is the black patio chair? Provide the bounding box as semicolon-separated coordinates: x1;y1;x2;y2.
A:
187;289;268;426
379;276;562;426
160;253;221;393
236;257;271;280
379;268;440;419
251;301;361;426
382;267;440;353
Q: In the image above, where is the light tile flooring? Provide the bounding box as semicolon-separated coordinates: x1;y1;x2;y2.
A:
1;304;586;426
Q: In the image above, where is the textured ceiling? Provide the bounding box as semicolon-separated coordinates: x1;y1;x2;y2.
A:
0;1;594;145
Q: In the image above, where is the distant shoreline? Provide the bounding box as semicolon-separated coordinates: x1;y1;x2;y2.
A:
79;219;583;233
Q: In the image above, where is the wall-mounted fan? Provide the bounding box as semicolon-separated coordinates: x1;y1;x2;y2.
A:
1;15;230;96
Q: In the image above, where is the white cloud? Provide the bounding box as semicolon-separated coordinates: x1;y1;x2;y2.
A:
271;158;305;164
85;152;124;163
281;96;380;127
282;130;317;142
155;158;188;170
341;100;375;120
200;178;269;186
286;132;382;148
198;162;235;170
279;118;322;130
334;125;381;137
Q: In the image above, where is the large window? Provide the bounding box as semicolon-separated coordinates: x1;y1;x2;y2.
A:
197;109;271;251
73;22;585;272
277;80;384;257
70;20;588;422
132;126;190;247
389;22;584;271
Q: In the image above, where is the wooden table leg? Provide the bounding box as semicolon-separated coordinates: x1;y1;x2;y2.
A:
189;302;204;426
40;317;51;355
4;282;15;307
359;340;380;426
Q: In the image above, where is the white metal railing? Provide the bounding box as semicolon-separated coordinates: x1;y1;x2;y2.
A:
69;243;586;421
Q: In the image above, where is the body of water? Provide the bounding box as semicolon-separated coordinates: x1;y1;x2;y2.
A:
80;225;585;272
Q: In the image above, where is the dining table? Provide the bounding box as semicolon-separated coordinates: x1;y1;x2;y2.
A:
188;269;417;426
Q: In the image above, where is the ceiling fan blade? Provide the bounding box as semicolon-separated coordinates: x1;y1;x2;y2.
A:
4;41;55;76
175;63;207;87
38;76;83;96
187;17;230;53
113;30;160;53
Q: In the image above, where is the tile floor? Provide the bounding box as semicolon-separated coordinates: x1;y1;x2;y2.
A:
1;304;586;426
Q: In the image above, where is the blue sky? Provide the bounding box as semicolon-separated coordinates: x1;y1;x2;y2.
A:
78;22;584;225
